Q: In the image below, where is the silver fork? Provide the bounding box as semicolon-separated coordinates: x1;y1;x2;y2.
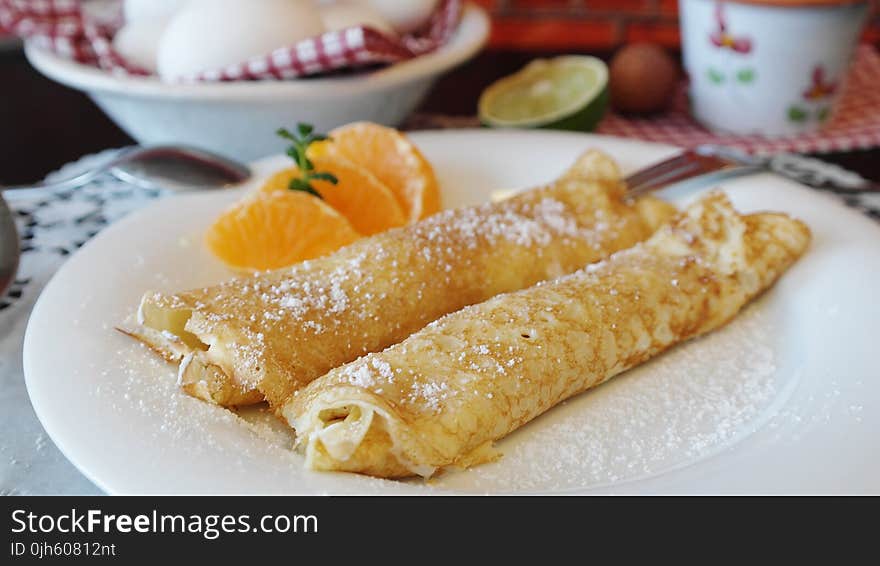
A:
625;145;879;196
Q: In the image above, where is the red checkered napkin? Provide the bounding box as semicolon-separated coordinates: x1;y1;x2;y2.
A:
0;0;462;80
599;45;880;155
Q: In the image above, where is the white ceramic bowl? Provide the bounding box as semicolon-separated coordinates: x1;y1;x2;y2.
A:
25;3;489;160
680;0;868;137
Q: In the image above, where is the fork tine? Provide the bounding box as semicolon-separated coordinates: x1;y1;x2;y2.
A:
624;150;699;189
627;161;706;196
625;151;733;196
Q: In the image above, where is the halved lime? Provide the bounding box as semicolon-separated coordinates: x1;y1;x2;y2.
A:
479;56;609;132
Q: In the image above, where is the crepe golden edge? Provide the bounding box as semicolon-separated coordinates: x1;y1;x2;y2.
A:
121;150;677;409
282;191;811;479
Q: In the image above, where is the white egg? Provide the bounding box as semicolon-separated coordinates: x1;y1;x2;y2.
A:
124;0;187;24
320;1;394;35
366;0;439;35
157;0;325;81
113;19;168;72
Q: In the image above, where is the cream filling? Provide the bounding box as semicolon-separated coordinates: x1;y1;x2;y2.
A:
292;401;437;478
137;296;251;396
314;404;375;462
176;352;194;386
136;296;147;325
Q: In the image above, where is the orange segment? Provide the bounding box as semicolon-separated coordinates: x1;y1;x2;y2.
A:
206;191;359;272
310;122;441;222
257;156;407;236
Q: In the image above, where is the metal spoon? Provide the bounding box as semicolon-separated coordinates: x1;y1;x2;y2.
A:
1;145;252;200
0;145;252;296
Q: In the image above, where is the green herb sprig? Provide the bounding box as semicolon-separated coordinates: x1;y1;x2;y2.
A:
276;123;338;198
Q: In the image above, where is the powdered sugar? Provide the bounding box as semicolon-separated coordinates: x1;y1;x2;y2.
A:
369;358;395;381
88;314;296;464
346;364;376;389
337;356;398;392
436;304;786;492
409;381;452;411
411;196;604;253
258;259;360;321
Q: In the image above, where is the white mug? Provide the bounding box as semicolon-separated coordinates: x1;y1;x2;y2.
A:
680;0;869;137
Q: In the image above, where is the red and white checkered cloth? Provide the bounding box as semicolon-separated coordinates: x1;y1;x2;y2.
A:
599;45;880;155
0;0;462;80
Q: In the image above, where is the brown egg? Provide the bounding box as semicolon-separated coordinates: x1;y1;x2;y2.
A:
609;43;679;114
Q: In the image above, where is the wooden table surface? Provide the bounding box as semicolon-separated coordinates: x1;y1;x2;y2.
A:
2;47;879;186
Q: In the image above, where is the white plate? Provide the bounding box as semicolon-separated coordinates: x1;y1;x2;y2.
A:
23;131;880;494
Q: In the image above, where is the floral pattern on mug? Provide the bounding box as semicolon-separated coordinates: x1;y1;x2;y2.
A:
706;2;755;87
788;65;839;124
709;2;752;54
803;66;838;101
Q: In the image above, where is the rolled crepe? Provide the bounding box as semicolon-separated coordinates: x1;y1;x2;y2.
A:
283;192;811;478
125;151;676;408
